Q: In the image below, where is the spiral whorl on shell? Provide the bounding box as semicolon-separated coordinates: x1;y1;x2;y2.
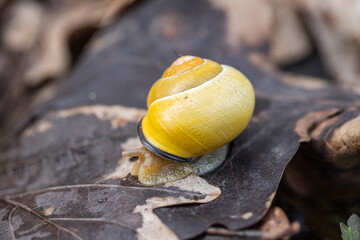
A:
138;56;255;162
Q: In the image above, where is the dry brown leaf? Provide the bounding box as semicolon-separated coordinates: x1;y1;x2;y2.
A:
0;103;221;239
0;174;220;240
269;0;312;65
206;207;300;239
292;0;360;93
210;0;273;50
260;207;300;240
0;0;136;143
326;115;360;168
2;0;44;52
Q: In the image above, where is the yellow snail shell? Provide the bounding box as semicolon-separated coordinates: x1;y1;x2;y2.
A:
123;55;255;185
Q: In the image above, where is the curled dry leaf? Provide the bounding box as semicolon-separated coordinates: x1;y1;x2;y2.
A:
259;207;300;239
295;106;360;168
291;0;360;93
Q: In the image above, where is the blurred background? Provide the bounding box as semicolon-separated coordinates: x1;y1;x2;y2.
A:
0;0;359;239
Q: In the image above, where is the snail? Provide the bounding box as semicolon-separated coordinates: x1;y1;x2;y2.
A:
123;55;255;186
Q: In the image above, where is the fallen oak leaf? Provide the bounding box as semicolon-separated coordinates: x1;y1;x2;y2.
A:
0;174;220;240
0;105;145;195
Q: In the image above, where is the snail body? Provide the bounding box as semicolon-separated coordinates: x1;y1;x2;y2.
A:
123;56;255;185
125;145;228;186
